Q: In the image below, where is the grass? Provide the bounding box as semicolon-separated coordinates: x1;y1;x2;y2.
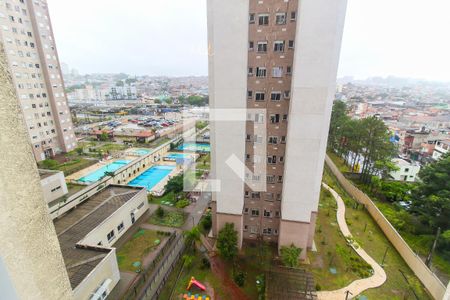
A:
158;248;226;299
150;137;171;148
116;229;165;272
196;154;210;170
327;151;351;173
95;143;127;153
39;158;98;176
148;192;190;208
149;209;187;228
322;168;432;299
307;187;372;291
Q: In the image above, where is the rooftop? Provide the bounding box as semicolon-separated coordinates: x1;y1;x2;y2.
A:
38;169;61;180
53;185;143;288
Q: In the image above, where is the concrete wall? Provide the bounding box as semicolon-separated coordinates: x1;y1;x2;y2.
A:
0;43;73;299
73;249;120;300
208;0;249;245
79;188;148;247
325;155;447;300
40;170;68;203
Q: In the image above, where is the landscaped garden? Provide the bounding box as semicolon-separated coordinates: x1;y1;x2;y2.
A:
321;167;432;299
148;206;187;228
117;229;167;272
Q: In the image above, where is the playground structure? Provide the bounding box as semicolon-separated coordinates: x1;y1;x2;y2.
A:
183;277;210;300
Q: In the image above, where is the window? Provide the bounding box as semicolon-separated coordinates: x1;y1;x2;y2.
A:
258;14;269;25
275;211;281;218
264;210;272;217
107;230;115;242
244;191;250;198
270;114;280;123
272;67;283;78
275;13;286;25
137;202;144;209
265;193;274;201
404;168;409;172
248;67;253;76
288;40;294;49
284;91;291;99
247;90;253;99
291;11;296;21
267;155;277;164
249;13;255;24
250;226;258;234
271;92;281;101
249;41;254;50
251;192;260;199
268;136;278;144
257;41;267;53
251;209;259;216
255;92;265;101
282;114;288;121
267;175;275;183
278;175;283;183
279;156;284;163
117;222;124;232
286;66;292;75
274;41;285;52
263;228;272;235
243;225;248;231
256;67;266;77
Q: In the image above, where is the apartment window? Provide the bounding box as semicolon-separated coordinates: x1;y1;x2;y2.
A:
271;92;281;101
263;228;273;235
250;226;258;234
275;211;281;218
284;90;291;99
117;222;124;233
255;92;265;101
272;67;283;78
288;40;294;49
404;168;409;172
257;41;267;53
267;155;277;164
274;41;285;52
248;67;253;76
107;230;115;242
291;11;296;21
275;13;286;25
279;156;284;163
256;67;266;77
247;90;253;99
264;210;272;218
251;192;261;199
268;136;278;144
249;41;254;50
267;175;275;183
286;66;292;75
278;175;283;183
265;193;274;201
270;114;280;123
244;207;249;215
277;193;282;201
251;209;259;216
254;114;264;123
258;14;269;25
27;31;32;37
249;13;255;24
282;114;288;121
244;225;248;232
244;191;250;198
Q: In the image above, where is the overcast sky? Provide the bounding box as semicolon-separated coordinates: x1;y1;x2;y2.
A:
47;0;450;81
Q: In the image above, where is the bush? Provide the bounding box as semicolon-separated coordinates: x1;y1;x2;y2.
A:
280;244;302;267
41;159;59;169
175;199;190;208
201;257;211;270
233;266;246;287
217;223;238;260
156;206;165;218
201;214;212;231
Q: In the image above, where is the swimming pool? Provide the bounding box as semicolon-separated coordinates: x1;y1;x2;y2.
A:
134;149;151;156
78;160;131;183
165;153;193;160
128;165;175;191
176;143;210;152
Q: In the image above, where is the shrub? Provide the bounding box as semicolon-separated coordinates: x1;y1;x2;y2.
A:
233;266;246;287
175;199;190;208
201;257;211;269
156;206;165;218
201;214;212;231
217;223;238;260
41;159;59;169
280;244;302;267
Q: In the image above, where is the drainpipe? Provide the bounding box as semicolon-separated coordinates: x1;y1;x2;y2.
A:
0;44;73;299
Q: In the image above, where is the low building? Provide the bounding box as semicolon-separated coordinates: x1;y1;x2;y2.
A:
53;185;148;299
390;158;421;182
39;169;69;204
432;140;450;160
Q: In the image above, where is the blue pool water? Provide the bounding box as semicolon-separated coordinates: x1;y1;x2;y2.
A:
78;160;131;183
134;149;151;156
165;153;192;160
176;143;210;152
128;165;175;191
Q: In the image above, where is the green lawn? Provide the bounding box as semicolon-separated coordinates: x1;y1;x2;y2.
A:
148;192;190;208
322;168;432;299
39;158;98;176
149;209;186;228
196;154;210;170
117;229;165;272
327;151;351;173
307;187;371;291
95;143;127;153
158;248;226;299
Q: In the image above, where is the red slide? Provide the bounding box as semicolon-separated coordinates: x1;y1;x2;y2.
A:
191;279;206;291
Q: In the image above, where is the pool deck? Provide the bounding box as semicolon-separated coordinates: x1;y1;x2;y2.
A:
66;157;136;183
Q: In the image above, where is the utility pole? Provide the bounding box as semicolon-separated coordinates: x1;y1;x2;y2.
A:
425;227;441;268
345;290;353;300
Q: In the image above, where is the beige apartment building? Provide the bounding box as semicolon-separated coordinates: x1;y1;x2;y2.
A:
0;0;77;161
208;0;347;258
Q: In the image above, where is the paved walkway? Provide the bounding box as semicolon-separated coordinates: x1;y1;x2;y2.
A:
317;183;387;300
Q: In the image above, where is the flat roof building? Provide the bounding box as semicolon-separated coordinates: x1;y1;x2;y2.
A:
208;0;347;258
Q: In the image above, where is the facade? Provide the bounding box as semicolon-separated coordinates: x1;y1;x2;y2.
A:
389;158;421;182
432;140;449;160
0;0;77;161
108;84;137;100
39;169;68;203
208;0;347;258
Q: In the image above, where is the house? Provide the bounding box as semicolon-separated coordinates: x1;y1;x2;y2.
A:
432;140;450;160
39;169;68;204
390;158;421;182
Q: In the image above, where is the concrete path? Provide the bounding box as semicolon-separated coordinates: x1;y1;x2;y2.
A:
317;183;387;300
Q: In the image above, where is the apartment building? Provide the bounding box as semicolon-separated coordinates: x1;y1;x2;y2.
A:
208;0;347;258
0;0;77;161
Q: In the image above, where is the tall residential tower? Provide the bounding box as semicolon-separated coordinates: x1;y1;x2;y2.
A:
0;0;77;161
208;0;347;258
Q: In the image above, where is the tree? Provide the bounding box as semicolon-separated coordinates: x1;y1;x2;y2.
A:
328;100;349;151
184;226;201;246
411;153;450;230
116;80;124;87
182;254;194;270
280;244;302;267
165;174;184;194
75;147;84;155
217;223;238;260
156;206;165;218
99;132;109;141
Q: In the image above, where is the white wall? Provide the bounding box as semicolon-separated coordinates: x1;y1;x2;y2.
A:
40;170;68;204
390;163;420;182
208;0;249;215
281;0;348;222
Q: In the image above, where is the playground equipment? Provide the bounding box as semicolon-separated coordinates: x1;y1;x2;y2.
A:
186;277;206;291
182;293;210;300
